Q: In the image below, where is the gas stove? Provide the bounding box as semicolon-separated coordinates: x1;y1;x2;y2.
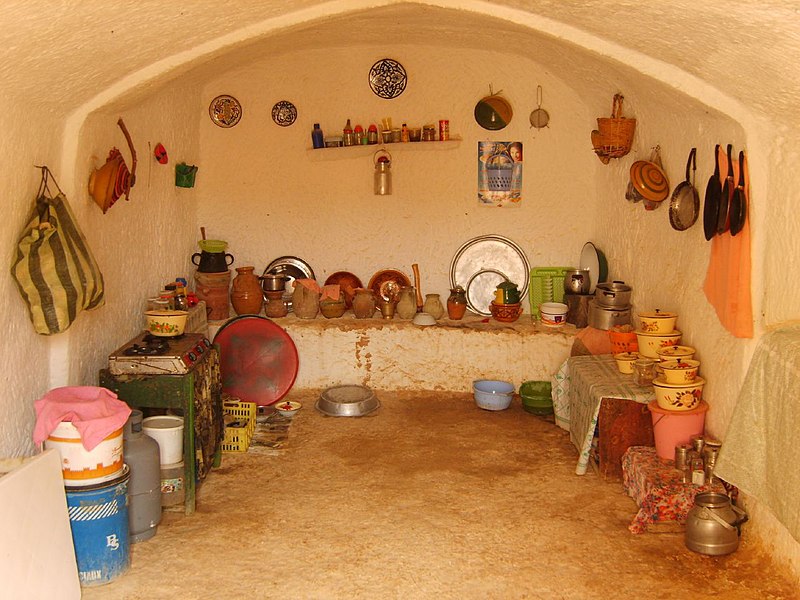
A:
108;332;213;375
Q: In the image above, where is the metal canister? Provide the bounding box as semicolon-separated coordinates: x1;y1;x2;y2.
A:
685;492;747;556
674;444;691;470
422;125;436;141
438;119;449;141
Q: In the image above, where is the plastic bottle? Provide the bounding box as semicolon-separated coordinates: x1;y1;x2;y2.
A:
124;409;162;543
354;124;365;145
401;123;409;143
311;123;324;149
367;124;379;144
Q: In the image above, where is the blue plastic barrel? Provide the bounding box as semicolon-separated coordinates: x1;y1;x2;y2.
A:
65;465;131;586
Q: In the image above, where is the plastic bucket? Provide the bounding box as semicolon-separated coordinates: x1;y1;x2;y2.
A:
648;400;708;460
142;416;184;465
65;465;131;586
45;421;124;487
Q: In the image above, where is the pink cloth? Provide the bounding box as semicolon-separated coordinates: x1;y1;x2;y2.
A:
293;278;321;293
703;146;753;338
33;386;132;451
320;284;341;302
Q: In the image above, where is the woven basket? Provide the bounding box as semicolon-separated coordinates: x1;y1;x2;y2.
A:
593;94;636;161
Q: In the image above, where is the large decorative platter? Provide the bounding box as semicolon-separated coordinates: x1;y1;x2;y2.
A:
213;315;299;406
271;100;297;127
368;58;407;99
367;269;411;302
449;235;530;316
209;95;242;128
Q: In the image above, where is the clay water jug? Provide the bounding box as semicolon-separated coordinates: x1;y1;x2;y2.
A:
231;266;263;315
292;282;319;319
396;286;417;320
447;286;468;320
423;293;445;320
352;288;376;319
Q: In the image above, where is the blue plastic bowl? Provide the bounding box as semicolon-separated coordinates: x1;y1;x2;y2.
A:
472;379;515;411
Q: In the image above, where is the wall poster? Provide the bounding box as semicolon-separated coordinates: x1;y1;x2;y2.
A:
478;141;523;207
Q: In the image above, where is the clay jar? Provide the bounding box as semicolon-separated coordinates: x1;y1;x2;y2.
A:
352;288;376;319
447;286;468;320
396;286;418;320
292;281;320;320
264;290;288;318
423;293;445;320
320;290;347;319
231;266;263;315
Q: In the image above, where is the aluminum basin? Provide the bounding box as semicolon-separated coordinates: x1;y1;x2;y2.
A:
316;385;379;417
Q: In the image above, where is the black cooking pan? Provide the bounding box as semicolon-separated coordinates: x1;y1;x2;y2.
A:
669;148;699;231
717;144;734;234
730;150;747;236
703;144;721;240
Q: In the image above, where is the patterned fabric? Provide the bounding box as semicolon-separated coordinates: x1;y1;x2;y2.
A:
557;355;655;475
623;446;724;533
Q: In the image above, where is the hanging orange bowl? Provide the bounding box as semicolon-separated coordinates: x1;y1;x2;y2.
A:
630;160;670;202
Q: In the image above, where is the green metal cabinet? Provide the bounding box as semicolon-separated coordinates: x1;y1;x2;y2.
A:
99;348;223;515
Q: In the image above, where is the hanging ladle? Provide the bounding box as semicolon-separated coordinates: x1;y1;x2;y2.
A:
529;85;550;129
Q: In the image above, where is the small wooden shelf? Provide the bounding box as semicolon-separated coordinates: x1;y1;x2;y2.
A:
306;136;463;160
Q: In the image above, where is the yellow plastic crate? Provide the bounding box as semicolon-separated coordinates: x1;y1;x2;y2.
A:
221;398;256;453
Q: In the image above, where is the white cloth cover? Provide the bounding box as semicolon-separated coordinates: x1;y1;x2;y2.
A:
714;323;800;542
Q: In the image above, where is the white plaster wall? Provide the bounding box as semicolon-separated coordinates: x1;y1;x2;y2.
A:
196;45;597;301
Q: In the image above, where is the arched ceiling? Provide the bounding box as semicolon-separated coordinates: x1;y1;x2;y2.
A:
2;0;799;124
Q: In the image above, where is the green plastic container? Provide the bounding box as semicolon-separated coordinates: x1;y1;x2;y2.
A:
519;380;553;415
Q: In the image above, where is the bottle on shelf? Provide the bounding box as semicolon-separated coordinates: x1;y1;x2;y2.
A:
343;119;355;146
367;124;378;145
401;123;409;143
354;124;365;145
311;123;324;149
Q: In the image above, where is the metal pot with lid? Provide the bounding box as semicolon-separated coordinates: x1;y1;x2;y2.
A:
588;299;631;330
594;281;632;308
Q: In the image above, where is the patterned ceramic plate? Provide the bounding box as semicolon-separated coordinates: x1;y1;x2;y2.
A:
209;95;242;128
368;58;407;99
271;100;297;127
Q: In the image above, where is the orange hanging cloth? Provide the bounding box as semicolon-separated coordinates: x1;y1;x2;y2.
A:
702;146;753;338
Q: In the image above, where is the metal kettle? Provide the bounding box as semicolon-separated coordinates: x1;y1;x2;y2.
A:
564;269;591;294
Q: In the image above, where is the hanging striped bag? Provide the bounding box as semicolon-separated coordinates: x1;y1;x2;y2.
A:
11;167;105;335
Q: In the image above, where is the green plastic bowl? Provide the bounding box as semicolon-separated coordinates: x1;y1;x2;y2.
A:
198;239;228;253
519;380;553;415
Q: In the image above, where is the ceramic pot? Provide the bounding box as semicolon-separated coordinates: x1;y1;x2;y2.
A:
352;288;376;319
320;292;347;319
396;286;418;320
194;270;231;321
192;251;234;273
292;284;319;320
447;286;468;320
263;290;288;318
231;266;263;315
423;294;445;320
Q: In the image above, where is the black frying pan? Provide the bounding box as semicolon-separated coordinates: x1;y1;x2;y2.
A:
703;144;721;240
717;144;734;234
730;150;747;236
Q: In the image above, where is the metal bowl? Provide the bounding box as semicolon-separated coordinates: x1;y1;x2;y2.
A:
316;385;379;417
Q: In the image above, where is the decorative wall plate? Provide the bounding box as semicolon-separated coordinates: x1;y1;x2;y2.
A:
209;95;242;128
271;100;297;127
368;58;407;99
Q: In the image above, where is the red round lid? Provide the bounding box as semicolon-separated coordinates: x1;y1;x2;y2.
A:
213;315;299;406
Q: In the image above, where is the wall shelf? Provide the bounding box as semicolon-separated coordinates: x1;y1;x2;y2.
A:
306;136;463;161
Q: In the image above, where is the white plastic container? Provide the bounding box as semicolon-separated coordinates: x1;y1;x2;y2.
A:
45;421;124;487
142;416;184;465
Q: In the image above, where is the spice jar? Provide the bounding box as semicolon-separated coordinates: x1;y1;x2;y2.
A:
632;358;656;386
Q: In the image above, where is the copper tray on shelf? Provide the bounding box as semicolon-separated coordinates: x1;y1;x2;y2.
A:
367;269;411;302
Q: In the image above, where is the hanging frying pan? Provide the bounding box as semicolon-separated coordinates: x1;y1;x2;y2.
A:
669;148;699;231
703;144;722;240
717;144;734;234
730;150;747;236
